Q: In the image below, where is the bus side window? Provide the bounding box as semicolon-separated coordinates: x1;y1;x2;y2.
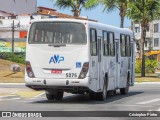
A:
120;34;126;57
126;35;131;56
103;31;109;56
90;29;97;56
108;32;115;56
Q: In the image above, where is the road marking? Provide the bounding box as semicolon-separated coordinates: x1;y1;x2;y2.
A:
115;104;153;107
0;97;21;101
137;99;160;105
33;92;45;98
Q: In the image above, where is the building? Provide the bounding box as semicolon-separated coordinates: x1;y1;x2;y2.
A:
0;5;96;52
133;20;160;60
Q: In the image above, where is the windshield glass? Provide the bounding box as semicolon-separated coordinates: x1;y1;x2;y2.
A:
28;22;86;44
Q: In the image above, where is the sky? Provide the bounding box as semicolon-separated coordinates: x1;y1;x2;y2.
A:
37;0;131;28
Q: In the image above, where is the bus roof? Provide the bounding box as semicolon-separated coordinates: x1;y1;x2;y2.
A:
30;18;133;35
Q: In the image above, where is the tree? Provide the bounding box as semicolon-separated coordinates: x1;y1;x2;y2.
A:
86;0;130;28
53;0;89;17
127;0;160;77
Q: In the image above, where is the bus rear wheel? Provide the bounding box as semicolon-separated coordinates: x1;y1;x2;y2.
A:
55;91;64;100
46;91;64;101
96;82;107;101
46;93;55;101
120;75;130;95
120;86;129;95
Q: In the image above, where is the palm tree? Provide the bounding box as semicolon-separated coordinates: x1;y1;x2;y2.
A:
86;0;130;28
127;0;160;77
53;0;89;17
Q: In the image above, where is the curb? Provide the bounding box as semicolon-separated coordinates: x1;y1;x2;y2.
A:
0;83;25;85
135;82;160;84
0;95;20;100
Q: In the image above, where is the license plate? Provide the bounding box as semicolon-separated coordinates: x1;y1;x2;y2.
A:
51;70;62;74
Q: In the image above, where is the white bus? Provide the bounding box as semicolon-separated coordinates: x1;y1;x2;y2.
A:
25;19;135;101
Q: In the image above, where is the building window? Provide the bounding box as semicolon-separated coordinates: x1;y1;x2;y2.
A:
135;27;140;33
154;38;159;47
90;29;97;56
144;39;148;47
146;26;149;32
8;16;17;19
154;23;159;33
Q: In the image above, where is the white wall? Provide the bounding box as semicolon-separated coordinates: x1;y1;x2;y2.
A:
0;31;19;38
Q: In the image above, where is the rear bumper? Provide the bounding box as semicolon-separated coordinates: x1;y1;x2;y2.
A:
25;76;89;91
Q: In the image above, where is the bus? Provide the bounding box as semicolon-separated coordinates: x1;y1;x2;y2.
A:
25;19;135;101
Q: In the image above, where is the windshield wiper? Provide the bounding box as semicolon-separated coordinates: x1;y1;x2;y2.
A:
48;43;66;47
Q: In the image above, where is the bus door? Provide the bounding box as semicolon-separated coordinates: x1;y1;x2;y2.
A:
97;36;103;91
115;40;120;88
131;42;135;85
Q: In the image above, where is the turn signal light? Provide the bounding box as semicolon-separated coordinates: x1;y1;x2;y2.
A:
78;62;89;79
26;61;35;78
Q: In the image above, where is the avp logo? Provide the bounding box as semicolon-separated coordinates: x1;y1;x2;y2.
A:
49;55;64;64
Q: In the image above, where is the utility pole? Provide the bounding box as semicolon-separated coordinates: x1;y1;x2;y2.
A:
12;20;14;53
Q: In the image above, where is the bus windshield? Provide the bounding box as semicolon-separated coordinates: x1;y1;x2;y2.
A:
28;22;87;45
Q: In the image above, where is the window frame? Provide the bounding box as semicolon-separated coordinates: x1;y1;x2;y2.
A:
107;32;115;56
103;30;109;56
154;23;159;33
154;38;159;47
125;35;131;57
90;28;97;56
120;34;126;57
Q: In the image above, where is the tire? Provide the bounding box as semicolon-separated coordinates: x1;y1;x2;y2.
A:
108;90;116;96
120;87;129;95
55;91;64;100
89;92;95;100
96;82;107;101
46;93;55;101
120;75;130;95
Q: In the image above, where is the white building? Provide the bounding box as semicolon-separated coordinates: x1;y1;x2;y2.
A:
133;20;160;60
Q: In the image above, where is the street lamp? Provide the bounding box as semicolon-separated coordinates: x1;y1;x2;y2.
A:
12;20;15;53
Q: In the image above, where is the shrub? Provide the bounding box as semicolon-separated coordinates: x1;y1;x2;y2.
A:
0;52;25;64
135;59;142;73
135;58;158;73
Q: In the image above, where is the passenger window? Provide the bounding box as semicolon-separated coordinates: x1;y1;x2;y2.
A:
120;34;126;57
108;32;115;56
103;31;109;56
126;35;131;56
90;29;97;56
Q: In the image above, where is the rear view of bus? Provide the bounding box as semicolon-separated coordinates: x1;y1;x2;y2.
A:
25;19;89;100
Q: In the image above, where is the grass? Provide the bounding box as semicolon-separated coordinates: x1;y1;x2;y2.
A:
135;73;160;82
16;90;44;98
0;59;25;83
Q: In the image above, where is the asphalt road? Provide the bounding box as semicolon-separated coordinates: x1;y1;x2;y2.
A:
0;84;160;120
